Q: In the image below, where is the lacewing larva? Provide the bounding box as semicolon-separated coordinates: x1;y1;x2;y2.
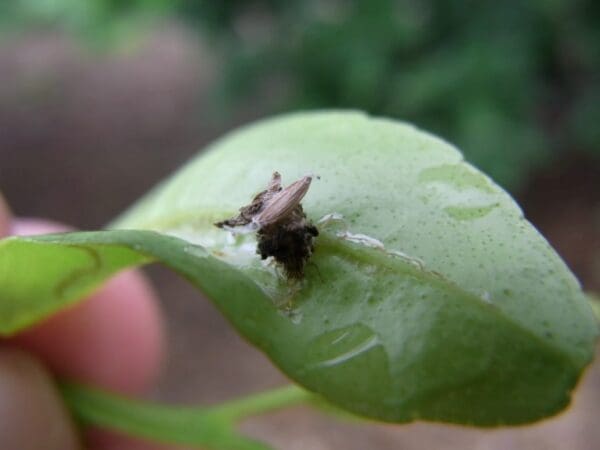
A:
216;172;318;278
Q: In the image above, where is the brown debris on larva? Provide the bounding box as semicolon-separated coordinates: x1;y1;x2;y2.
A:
215;172;318;279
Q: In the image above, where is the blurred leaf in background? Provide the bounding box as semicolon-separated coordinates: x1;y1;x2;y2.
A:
0;0;173;46
190;0;600;191
2;0;599;191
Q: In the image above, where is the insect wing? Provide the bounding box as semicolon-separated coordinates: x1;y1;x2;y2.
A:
254;176;312;226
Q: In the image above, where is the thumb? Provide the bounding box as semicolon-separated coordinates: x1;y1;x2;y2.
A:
0;196;80;449
0;348;81;450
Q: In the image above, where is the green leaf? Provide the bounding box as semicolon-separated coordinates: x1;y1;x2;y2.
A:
0;111;597;426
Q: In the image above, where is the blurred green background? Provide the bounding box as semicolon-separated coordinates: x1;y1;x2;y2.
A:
0;2;598;449
2;0;599;189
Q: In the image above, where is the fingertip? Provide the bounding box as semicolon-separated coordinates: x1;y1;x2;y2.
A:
7;217;168;450
9;217;165;392
13;270;166;394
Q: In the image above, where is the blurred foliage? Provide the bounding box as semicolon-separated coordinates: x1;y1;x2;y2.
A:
1;0;599;190
0;0;173;46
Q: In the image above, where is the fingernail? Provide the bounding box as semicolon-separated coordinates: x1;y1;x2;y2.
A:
10;218;72;236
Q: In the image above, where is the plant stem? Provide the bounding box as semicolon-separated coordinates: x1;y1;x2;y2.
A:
209;384;313;421
60;381;314;450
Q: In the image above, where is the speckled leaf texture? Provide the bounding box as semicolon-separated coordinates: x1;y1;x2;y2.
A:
0;112;597;425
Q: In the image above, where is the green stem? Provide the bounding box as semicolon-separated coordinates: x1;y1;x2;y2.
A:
209;384;313;421
60;381;314;450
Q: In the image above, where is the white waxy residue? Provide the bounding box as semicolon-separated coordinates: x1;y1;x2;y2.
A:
317;212;345;226
336;230;386;249
222;222;259;235
318;211;425;269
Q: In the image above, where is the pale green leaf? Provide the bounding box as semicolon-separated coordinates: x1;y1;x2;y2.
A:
0;111;597;426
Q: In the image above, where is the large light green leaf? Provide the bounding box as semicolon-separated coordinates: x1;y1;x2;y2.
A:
0;111;597;426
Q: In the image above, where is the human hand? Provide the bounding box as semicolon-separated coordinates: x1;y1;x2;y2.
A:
0;193;170;450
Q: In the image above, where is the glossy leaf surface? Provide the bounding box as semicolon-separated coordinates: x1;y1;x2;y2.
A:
0;112;597;425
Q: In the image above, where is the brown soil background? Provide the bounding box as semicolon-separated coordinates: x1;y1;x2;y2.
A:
1;26;598;450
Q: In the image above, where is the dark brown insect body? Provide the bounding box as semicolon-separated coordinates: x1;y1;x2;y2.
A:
215;172;318;279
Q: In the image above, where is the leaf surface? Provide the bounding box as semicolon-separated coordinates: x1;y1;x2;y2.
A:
1;112;597;425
